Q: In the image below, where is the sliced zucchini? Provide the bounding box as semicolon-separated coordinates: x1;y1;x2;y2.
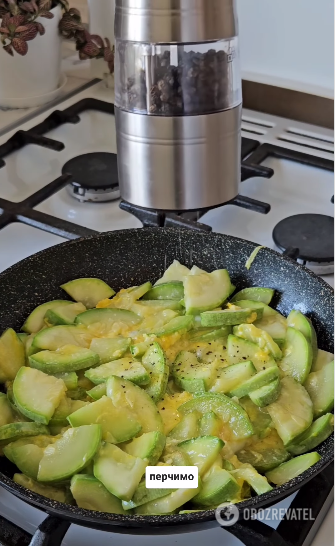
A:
33;325;92;351
266;452;321;485
13;367;66;425
184;269;231;315
201;308;261;327
89;337;130;365
279;327;313;384
29;345;99;374
178;436;224;476
0;422;49;444
50;397;87;427
106;376;163;434
199;411;222;437
312;348;334;372
61;278;115;309
167;411;200;444
231;464;272;495
179;393;254;440
155;260;190;285
14;474;69;503
85;358;149;386
192;467;240;506
122;482;173;510
4;443;44;480
287;414;334;455
237;430;290;472
287;310;318;365
4;435;55;462
45;303;87;326
22;300;73;334
0;329;25;383
142;343;169;402
231;287;275;305
71;474;127;514
130;339;155;358
165;450;192;466
53;372;78;390
229;367;280;399
189;326;232;343
254;315;288;342
135;484;201;515
75;308;141;327
239;398;273;439
17;333;29;346
123;431;166;465
94;442;147;501
133;301;183;316
0;393;15;426
304;361;334;418
233;324;282;360
172;351;217;393
105;283;152;310
266;377;313;445
68;395;141;444
154;316;194;337
38;424;102;482
142;282;184;301
249;378;281;407
87;383;106;401
227;335;276;372
210;361;257;394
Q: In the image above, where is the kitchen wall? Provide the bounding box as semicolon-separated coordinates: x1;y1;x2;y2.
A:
237;0;334;97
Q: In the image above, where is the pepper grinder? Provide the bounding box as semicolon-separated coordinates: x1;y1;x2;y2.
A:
114;0;242;211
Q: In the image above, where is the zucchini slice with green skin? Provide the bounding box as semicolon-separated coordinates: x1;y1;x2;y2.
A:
165;450;192;466
61;278;115;309
68;395;142;444
287;414;334;456
192;467;240;506
239;398;273;439
21;300;73;334
154;316;194;337
142;282;184;301
266;377;313;446
14;474;70;503
105;283;152;310
0;329;25;383
229;366;280;399
266;452;321;485
87;383;106;400
17;333;29;346
184;269;231;315
312;348;334;372
0;393;16;427
199;411;222;437
123;431;166;465
231;287;275;305
4;443;44;480
179;393;254;440
201;307;260;327
178;436;224;476
304;361;334;418
155;260;190;286
237;430;290;472
0;422;49;444
234;302;288;341
279;327;313;384
106;376;164;434
33;325;92;351
141;343;169;402
3;435;56;463
13;367;66;425
50;398;88;427
133;301;184;315
231;464;273;495
135;484;202;515
210;361;257;394
29;346;99;374
167;411;200;444
38;424;102;482
71;474;127;514
85;358;150;386
94;442;147;501
287;310;318;365
122;482;174;510
233;324;282;360
53;372;78;390
45;303;87;326
75;308;141;326
249;378;281;407
130;340;155;358
172;351;217;393
189;326;232;343
227;335;277;372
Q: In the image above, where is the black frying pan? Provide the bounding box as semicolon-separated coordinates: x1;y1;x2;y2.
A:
0;228;333;546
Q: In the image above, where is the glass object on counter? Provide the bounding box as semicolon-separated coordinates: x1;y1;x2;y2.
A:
115;38;242;116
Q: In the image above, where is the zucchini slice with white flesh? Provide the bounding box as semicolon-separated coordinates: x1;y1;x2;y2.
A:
168;411;200;444
184;269;231;315
154;316;194;337
4;443;44;480
229;366;280;399
38;424;102;482
123;431;166;465
13;367;66;425
227;335;277;371
21;300;73;334
142;343;169;402
89;337;130;364
132;300;183;316
33;325;92;351
172;351;217;393
75;308;141;326
210;361;257;394
249;378;281;407
68;396;142;444
266;452;321;485
178;436;224;476
192;467;240;506
85;358;150;386
104;283;152;310
122;482;175;510
231;464;272;495
94;442;147;501
0;422;49;444
14;474;69;503
239;398;273;439
287;413;334;455
312;348;334;372
233;324;282;360
61;278;115;309
106;376;164;434
45;303;86;326
304;360;334;418
71;474;127;514
87;383;106;400
50;398;88;427
279;327;313;384
237;430;290;472
234;301;288;341
0;329;25;383
53;372;78;390
266;377;313;445
142;282;184;301
29;346;99;374
155;260;191;285
0;393;16;427
231;287;275;305
135;484;202;515
199;411;222;437
189;326;232;342
287;310;318;365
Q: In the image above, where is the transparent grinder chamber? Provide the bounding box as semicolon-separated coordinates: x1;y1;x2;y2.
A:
115;0;242;211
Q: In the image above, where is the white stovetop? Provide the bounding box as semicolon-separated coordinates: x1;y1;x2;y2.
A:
0;80;333;546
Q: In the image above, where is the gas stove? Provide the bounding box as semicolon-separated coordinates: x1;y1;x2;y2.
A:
0;79;333;546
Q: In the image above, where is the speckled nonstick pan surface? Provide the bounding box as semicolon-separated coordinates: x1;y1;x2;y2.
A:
0;228;333;534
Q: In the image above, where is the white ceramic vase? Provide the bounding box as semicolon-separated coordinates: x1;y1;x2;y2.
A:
88;0;115;85
0;5;62;108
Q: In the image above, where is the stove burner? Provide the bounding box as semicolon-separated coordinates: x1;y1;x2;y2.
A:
62;153;120;203
273;214;334;274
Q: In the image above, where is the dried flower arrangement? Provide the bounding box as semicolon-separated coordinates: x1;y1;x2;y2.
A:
0;0;114;73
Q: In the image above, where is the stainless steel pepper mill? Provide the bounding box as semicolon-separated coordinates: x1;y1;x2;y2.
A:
114;0;242;211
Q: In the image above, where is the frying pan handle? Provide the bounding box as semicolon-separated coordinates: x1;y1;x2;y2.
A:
223;519;288;546
29;516;71;546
